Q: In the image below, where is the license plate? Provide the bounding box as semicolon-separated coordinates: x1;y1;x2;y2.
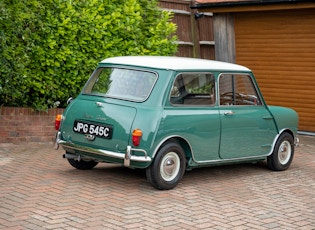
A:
73;120;113;139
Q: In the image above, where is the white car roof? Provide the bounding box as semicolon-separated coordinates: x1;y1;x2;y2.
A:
100;56;251;72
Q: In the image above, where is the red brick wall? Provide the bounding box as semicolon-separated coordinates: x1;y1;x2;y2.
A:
0;107;64;143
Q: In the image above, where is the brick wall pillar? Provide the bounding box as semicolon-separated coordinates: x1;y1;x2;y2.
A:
0;107;64;143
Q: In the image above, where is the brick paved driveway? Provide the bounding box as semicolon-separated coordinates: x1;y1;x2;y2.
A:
0;135;314;230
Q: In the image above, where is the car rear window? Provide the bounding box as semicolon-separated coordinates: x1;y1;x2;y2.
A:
83;67;157;102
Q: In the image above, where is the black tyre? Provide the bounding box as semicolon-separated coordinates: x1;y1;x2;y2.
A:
146;142;186;190
267;132;294;171
67;158;98;170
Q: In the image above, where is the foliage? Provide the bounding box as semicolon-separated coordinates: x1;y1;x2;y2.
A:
0;0;177;110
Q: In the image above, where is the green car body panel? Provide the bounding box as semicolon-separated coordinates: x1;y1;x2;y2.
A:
55;56;299;188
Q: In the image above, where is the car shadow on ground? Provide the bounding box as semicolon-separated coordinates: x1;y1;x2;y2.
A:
58;160;270;190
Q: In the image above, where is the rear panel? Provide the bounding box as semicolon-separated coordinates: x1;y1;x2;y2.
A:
60;96;137;152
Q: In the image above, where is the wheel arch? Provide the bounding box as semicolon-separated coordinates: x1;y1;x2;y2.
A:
277;128;297;145
270;128;296;155
152;135;193;161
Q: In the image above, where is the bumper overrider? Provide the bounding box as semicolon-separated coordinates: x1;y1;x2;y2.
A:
55;132;151;167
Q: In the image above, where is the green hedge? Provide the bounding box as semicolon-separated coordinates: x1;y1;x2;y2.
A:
0;0;177;110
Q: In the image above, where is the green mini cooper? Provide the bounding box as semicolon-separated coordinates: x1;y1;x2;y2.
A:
55;56;299;190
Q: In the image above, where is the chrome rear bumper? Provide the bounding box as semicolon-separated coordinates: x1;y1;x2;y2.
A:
55;132;151;167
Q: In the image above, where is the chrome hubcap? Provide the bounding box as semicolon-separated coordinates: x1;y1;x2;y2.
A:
278;140;291;165
160;152;180;181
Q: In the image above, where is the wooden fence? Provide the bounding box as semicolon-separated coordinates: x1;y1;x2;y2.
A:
159;0;215;59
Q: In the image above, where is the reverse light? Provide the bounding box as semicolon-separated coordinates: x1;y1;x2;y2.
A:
132;129;142;147
55;114;62;130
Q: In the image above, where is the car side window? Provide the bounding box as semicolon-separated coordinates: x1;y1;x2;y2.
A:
219;74;262;106
170;73;215;106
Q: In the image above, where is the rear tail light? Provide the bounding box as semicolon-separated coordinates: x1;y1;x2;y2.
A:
132;129;142;147
55;114;62;130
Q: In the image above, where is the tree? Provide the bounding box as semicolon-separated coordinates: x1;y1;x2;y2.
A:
0;0;177;110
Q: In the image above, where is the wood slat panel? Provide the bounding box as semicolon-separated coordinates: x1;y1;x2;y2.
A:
235;9;315;132
159;0;215;59
172;14;192;42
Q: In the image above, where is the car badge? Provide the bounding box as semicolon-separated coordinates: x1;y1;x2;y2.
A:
85;134;96;141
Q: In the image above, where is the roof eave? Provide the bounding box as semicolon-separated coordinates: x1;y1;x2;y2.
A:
191;0;315;12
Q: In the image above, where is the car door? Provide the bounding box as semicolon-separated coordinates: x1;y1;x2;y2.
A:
160;72;221;162
218;73;277;159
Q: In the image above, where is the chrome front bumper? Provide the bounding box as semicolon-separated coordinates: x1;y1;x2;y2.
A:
295;137;300;147
55;132;151;167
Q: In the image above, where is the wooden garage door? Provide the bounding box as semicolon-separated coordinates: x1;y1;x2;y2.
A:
234;9;315;132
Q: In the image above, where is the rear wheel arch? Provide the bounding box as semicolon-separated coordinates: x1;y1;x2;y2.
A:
153;136;192;162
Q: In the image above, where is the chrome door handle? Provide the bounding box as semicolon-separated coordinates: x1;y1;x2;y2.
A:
224;111;234;116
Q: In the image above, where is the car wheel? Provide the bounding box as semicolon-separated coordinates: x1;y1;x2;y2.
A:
67;158;98;170
267;132;294;171
146;142;186;190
